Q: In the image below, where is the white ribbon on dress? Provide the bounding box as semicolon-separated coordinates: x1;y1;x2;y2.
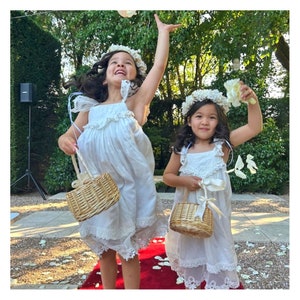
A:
194;178;225;220
120;80;140;100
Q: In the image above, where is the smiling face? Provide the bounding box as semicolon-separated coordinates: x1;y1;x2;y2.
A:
105;51;138;84
188;103;219;142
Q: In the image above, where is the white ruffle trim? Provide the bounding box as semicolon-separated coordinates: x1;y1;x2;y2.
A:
84;110;135;130
180;140;226;179
71;95;99;113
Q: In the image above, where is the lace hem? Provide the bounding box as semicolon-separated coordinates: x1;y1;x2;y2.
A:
179;260;237;274
184;275;240;289
81;226;167;260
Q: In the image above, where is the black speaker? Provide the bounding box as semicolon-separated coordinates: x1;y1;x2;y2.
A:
20;83;33;103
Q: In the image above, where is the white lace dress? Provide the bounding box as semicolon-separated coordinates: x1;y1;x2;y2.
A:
70;80;167;260
165;140;240;289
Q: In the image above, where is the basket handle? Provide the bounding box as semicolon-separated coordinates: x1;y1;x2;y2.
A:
71;148;93;179
182;188;189;203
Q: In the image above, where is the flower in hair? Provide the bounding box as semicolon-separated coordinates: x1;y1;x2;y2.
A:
100;44;147;77
182;89;230;116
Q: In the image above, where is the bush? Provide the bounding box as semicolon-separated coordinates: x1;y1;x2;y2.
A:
155;181;175;193
230;118;288;194
44;147;75;194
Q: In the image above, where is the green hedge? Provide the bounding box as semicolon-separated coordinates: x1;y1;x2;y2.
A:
10;11;61;193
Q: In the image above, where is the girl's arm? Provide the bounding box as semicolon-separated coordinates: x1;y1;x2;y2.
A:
163;152;202;191
131;14;181;125
58;111;88;155
230;82;263;148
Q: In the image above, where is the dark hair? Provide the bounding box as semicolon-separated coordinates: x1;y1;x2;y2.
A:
173;99;231;153
63;50;146;102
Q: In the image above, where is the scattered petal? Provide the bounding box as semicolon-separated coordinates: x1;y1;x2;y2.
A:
246;241;255;248
241;274;250;279
248;267;259;275
176;276;184;284
260;272;269;279
246;154;258;174
23;262;37;267
154;256;164;261
242;249;250;253
39;239;46;247
235;169;247;179
235;155;244;170
245;279;256;284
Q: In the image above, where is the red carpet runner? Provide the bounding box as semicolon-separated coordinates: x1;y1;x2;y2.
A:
79;237;244;290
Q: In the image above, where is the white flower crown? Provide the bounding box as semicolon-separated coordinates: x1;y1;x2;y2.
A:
100;44;147;77
182;78;256;116
182;89;230;116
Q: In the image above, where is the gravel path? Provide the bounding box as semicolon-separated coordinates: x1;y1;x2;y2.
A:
10;192;289;289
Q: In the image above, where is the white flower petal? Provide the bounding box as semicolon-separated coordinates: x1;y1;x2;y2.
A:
176;277;184;284
246;154;254;160
246;154;258;174
235;155;244;170
235;169;247;179
154;256;164;261
224;78;241;107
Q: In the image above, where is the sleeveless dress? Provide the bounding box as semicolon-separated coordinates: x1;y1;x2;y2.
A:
70;80;167;260
165;140;241;289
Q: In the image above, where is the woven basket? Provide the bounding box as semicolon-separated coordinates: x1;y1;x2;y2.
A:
66;150;120;222
169;189;213;238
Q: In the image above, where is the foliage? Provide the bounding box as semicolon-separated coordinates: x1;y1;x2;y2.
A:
44;147;75;194
230;118;288;194
10;11;61;193
11;10;289;195
155;181;175;193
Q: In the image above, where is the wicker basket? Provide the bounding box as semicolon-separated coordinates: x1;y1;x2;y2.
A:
169;189;213;238
66;150;120;222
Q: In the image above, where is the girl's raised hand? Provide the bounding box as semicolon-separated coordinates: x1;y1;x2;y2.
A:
239;81;258;104
154;13;181;33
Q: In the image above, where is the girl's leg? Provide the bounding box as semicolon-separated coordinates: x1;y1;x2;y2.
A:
99;249;118;289
118;254;140;289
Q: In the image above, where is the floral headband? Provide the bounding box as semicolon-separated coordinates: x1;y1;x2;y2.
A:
182;89;230;116
100;44;147;77
182;78;256;116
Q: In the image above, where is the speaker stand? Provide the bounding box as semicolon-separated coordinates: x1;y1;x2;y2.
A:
11;104;47;200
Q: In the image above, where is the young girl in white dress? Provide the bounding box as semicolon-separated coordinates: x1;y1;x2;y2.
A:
163;82;263;289
58;14;181;289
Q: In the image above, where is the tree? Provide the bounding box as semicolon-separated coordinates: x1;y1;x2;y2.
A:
26;10;289;194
